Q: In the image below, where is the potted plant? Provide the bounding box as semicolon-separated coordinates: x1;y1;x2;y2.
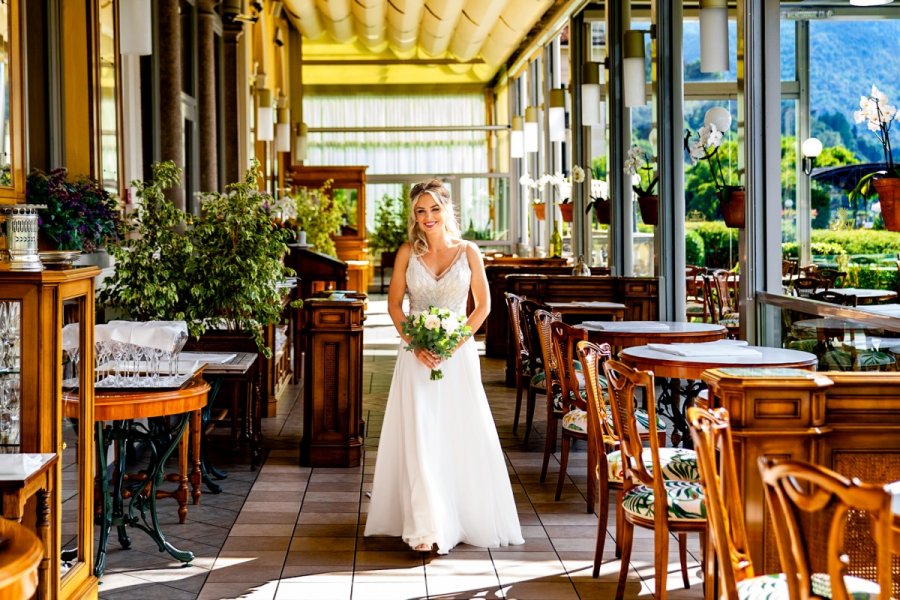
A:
685;107;744;228
370;192;408;280
26;168;126;255
850;85;899;231
624;144;659;226
289;180;343;257
557;166;585;222
519;173;545;220
187;161;297;355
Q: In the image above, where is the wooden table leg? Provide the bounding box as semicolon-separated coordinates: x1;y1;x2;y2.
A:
36;489;51;600
176;418;190;524
189;409;202;505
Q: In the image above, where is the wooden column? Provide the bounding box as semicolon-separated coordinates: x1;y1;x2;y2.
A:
300;298;365;467
197;1;218;191
157;0;184;210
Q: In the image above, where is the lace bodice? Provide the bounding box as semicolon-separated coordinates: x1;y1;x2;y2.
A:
406;245;471;316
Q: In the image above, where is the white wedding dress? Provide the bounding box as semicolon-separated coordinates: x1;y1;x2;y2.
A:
364;246;524;554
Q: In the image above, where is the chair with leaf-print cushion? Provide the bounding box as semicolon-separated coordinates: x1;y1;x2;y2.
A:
688;407;887;599
534;308;566;484
549;320;601;513
519;298;552;447
579;341;700;578
759;457;894;600
603;359;707;600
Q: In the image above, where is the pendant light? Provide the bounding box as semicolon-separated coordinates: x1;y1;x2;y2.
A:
510;116;524;158
581;62;601;126
256;89;274;142
275;106;291;153
524;106;539;153
699;0;729;73
548;89;566;143
623;31;646;107
293;123;309;161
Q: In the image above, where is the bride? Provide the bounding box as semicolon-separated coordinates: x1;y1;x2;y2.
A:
364;179;524;554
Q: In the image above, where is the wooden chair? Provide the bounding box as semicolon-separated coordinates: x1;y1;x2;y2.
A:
816;267;846;290
687;406;787;599
685;265;709;322
758;457;894;599
533;308;566;484
809;289;858;306
519;298;550;446
602;359;706;600
704;271;739;337
579;342;699;577
505;292;538;435
549;320;597;513
793;276;824;298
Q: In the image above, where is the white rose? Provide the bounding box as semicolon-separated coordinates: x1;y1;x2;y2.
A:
441;317;458;334
571;165;585;183
424;314;441;331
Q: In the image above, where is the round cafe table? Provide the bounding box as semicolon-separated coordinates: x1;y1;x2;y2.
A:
576;321;727;350
63;376;209;577
619;345;817;447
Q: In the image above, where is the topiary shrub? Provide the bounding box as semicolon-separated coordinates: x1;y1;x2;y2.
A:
688;221;739;269
685;229;705;266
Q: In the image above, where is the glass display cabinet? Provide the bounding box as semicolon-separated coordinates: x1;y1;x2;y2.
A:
0;265;99;600
289;165;370;293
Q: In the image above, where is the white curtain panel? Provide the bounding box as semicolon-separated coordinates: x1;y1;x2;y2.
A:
302;95;488;175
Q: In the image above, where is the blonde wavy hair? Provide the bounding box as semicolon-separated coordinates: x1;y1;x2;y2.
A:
407;179;461;256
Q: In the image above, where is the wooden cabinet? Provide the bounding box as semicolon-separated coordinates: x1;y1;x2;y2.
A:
0;265;99;599
289;165;370;293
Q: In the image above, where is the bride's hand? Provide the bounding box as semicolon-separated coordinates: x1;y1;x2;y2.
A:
414;348;441;369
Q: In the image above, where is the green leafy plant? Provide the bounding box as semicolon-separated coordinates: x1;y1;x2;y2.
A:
187;161;296;355
26;168;126;252
98;161;197;332
369;193;408;253
290;180;342;257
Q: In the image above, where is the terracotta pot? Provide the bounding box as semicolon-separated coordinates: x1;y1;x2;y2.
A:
592;201;610;224
559;202;574;222
874;177;900;232
533;203;546;221
719;186;746;229
637;195;658;226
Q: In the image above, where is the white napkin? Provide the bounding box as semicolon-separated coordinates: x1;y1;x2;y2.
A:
179;352;236;365
61;323;79;351
0;454;44;477
886;480;900;515
582;321;671;332
131;323;187;352
94;323;112;344
108;321;137;344
646;340;761;358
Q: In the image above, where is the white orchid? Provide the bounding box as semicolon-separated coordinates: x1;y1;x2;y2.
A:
623;145;658;197
853;84;896;174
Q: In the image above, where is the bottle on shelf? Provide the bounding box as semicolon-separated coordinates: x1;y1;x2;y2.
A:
550;223;563;258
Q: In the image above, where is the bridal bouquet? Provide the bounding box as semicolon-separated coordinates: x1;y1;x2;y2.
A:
402;306;471;380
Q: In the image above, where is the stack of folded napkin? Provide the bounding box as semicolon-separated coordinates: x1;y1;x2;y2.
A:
646;339;763;358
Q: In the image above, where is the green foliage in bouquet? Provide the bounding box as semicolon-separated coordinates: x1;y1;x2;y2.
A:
402;306;472;380
98;161;197;332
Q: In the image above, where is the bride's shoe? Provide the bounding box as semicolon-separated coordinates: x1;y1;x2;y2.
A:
413;543;432;553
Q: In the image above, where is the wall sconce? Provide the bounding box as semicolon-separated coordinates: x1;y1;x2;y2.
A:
510;116;524;158
119;0;153;56
524;106;539;153
548;88;566;143
801;137;823;175
581;62;601;126
275;106;291;153
256;89;274;142
623;30;647;108
293;122;309;161
699;0;729;73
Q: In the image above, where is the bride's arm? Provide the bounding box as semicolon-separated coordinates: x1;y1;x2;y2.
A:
387;243;412;344
464;241;490;334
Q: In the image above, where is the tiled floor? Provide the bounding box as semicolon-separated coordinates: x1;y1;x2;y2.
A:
95;297;706;599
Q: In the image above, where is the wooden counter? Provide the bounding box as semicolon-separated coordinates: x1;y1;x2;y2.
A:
701;368;900;576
